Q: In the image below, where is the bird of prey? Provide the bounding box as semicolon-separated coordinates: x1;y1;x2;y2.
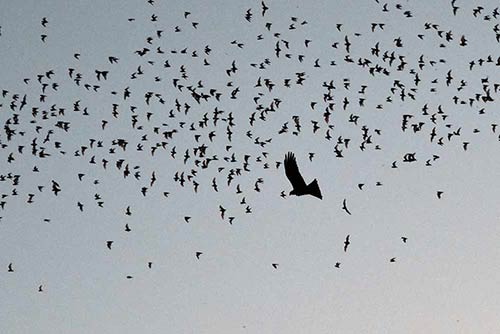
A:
284;152;322;199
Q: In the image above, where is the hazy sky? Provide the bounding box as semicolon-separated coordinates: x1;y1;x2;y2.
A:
1;0;500;333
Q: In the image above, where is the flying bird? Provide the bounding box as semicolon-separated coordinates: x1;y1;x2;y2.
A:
343;235;350;252
342;199;352;215
284;152;322;199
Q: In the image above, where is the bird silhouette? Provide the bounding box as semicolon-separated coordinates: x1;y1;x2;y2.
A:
284;152;322;199
344;235;350;252
0;0;498;304
342;199;352;215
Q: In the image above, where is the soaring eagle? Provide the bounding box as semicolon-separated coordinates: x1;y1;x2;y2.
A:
284;152;322;199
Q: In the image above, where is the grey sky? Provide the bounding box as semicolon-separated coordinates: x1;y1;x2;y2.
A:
1;0;500;333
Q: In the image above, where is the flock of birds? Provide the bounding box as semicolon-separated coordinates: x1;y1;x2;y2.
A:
2;0;500;293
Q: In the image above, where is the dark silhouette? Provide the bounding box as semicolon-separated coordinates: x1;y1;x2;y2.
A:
344;235;350;252
342;199;352;215
284;152;322;199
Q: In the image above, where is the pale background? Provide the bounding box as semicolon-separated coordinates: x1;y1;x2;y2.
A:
1;1;500;333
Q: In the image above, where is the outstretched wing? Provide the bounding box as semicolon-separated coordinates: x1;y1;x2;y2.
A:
284;152;307;190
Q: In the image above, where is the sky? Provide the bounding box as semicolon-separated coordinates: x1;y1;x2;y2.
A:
1;0;500;333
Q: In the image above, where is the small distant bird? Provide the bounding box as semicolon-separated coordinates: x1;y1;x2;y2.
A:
401;237;408;243
8;263;13;272
390;257;396;263
343;235;350;252
284;152;322;199
106;241;113;250
342;199;352;215
272;263;279;269
38;285;43;292
334;262;341;268
196;252;203;259
437;191;444;199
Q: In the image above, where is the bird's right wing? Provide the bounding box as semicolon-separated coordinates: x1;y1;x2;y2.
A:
284;152;307;189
